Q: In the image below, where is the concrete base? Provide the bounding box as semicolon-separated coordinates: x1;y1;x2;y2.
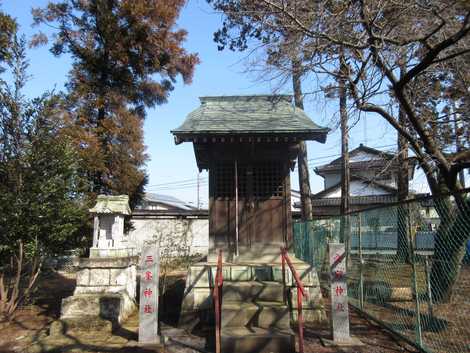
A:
178;258;325;330
221;327;295;353
61;291;137;323
49;316;113;337
320;336;365;347
208;244;292;264
56;255;138;330
137;337;164;348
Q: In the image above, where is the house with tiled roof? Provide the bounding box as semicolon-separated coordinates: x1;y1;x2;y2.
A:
136;193;199;211
310;144;418;217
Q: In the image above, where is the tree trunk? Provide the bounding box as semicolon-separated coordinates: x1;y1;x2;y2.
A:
94;105;107;195
339;54;350;244
292;59;313;221
430;192;470;302
454;113;466;188
397;58;410;262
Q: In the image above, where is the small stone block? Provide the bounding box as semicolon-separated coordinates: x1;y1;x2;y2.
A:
272;266;291;284
297;267;319;286
110;268;127;285
76;269;90;286
222;267;231;281
253;266;272;281
188;266;209;287
137;340;164;349
320;335;365;347
193;288;212;309
89;269;110;286
49;320;65;337
230;266;252;281
290;287;322;308
291;308;326;323
211;266;231;282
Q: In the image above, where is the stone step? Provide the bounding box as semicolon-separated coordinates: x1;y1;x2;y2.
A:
222;281;284;303
221;327;295;353
221;301;290;330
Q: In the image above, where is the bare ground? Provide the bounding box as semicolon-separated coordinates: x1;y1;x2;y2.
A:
0;271;424;353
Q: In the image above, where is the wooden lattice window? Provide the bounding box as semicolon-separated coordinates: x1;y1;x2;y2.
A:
214;163;234;198
213;162;283;198
237;164;248;198
253;162;284;198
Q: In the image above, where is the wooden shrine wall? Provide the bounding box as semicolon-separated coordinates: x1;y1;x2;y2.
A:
206;144;295;254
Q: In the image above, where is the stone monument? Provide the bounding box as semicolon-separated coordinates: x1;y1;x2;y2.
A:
90;194;133;257
138;242;160;345
52;195;138;336
321;243;363;347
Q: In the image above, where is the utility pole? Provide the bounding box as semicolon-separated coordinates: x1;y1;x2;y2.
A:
339;52;350;244
292;58;313;221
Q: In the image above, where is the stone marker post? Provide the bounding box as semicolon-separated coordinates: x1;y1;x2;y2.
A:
329;242;350;342
139;242;160;345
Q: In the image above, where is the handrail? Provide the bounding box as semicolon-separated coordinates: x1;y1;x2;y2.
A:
213;249;223;353
281;246;307;353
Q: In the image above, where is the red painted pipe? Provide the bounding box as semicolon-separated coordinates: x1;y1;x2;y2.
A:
280;247;307;298
280;247;306;353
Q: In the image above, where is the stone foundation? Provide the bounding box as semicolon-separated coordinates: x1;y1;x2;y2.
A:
59;256;138;325
179;258;325;331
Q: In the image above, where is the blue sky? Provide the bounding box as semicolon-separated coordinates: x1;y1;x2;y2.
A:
5;0;422;207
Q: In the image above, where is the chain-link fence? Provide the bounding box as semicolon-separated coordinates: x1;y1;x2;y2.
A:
293;191;470;353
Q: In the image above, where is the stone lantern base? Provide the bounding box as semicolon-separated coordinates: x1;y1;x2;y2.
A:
59;256;138;326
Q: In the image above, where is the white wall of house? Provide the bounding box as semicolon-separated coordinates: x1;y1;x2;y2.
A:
323;180;392;198
324;173;341;189
323;151;400;189
349;151;383;162
124;218;209;257
323;169;396;189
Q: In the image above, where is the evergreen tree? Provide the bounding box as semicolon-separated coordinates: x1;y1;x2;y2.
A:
32;0;199;203
0;35;88;320
0;3;16;70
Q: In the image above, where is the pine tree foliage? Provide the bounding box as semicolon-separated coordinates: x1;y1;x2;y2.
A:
32;0;199;201
0;3;16;70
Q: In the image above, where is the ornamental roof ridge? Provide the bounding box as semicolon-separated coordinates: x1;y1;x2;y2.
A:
199;94;292;103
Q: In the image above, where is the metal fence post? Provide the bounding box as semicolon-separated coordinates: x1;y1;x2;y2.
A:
409;206;423;347
303;221;308;262
358;214;364;311
424;256;434;319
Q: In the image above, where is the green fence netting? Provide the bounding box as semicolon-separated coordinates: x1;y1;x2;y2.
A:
293;192;470;353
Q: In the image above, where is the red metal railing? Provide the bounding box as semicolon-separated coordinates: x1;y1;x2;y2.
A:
213;249;223;353
281;246;308;353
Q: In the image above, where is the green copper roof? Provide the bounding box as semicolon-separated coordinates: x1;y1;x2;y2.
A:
171;95;328;140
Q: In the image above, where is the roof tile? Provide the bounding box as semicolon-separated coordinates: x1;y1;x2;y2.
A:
171;95;328;139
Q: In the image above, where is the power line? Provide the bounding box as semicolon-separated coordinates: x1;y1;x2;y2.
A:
147;180;208;188
146;184;208;191
146;143;398;188
147;177;207;187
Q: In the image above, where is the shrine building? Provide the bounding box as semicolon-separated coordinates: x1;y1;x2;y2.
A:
172;95;328;353
172;95;328;263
